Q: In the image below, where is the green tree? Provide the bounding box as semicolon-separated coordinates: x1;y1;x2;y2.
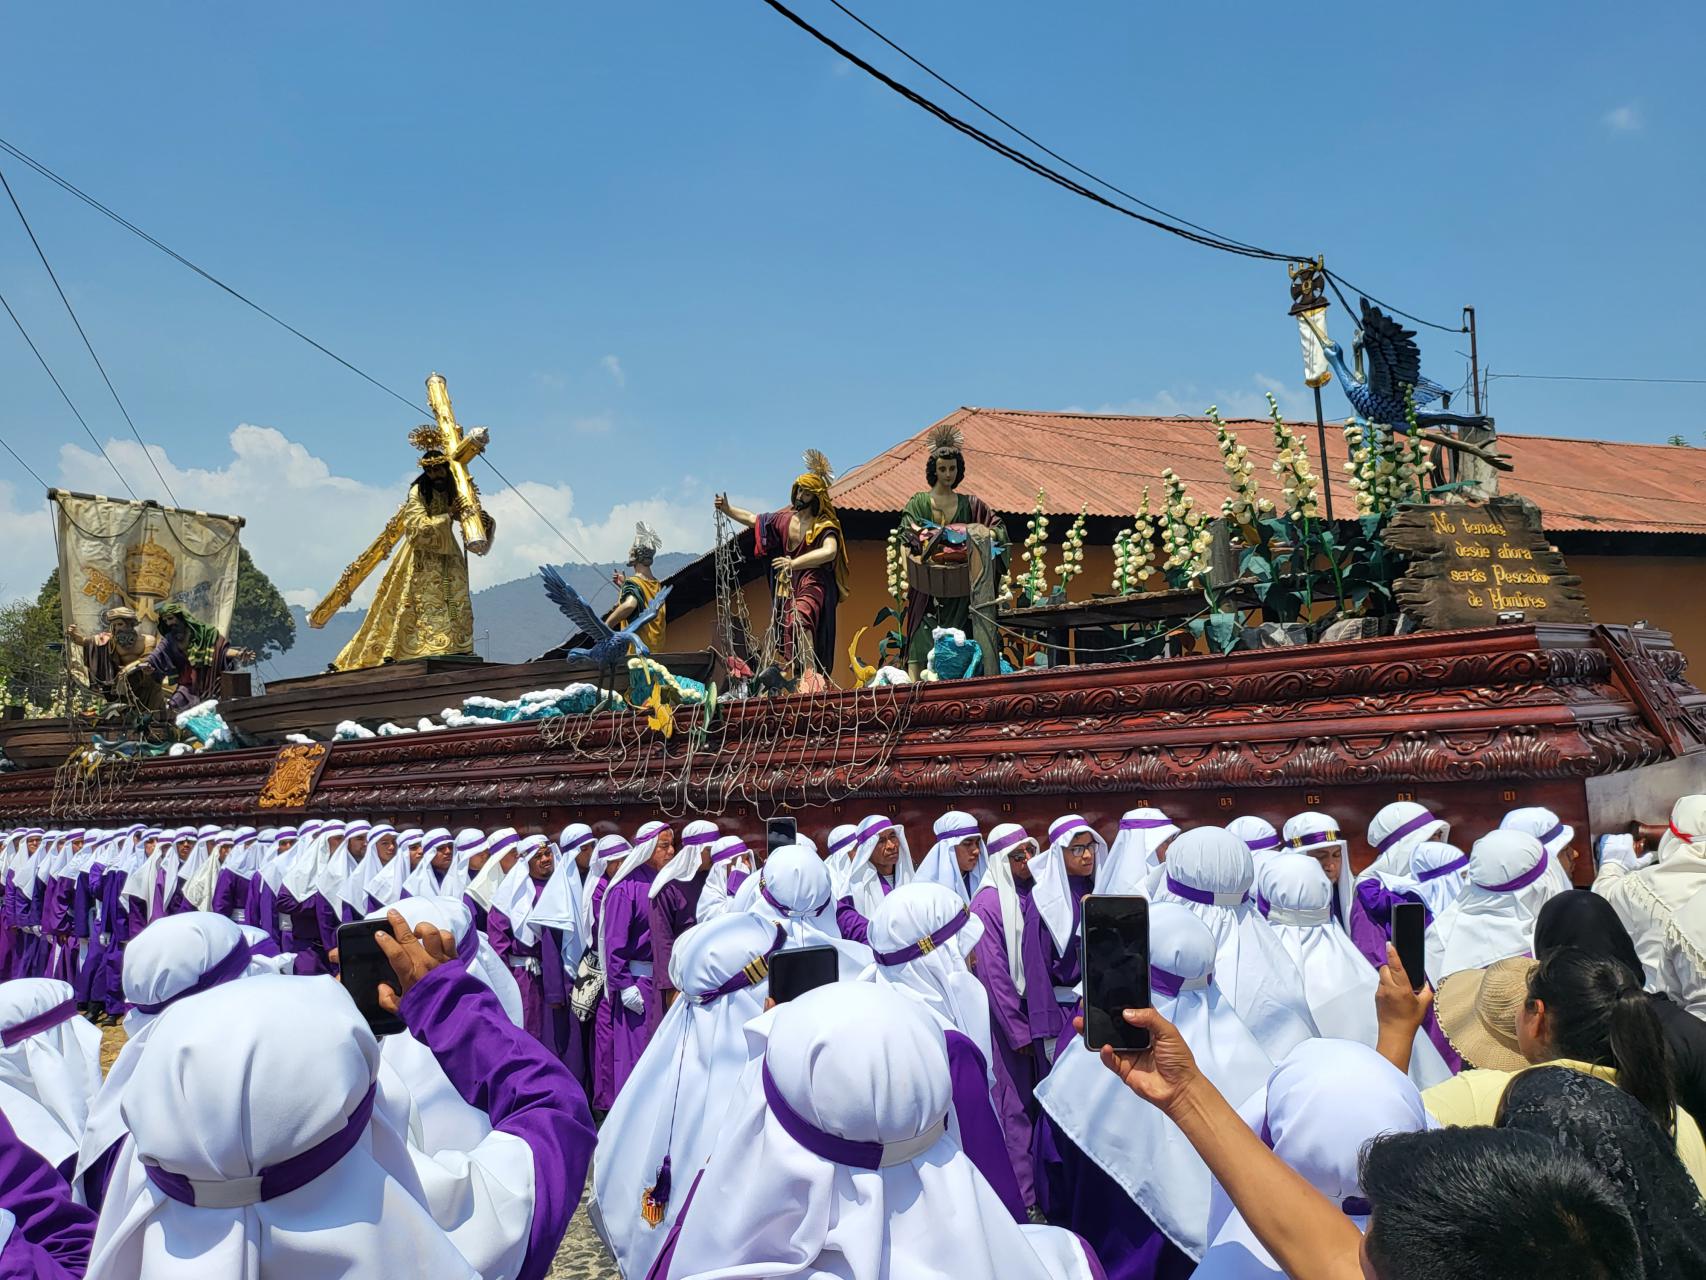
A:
0;571;67;710
229;547;295;659
1667;434;1690;446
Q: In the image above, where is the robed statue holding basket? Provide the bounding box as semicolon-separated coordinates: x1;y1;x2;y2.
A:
899;423;1006;678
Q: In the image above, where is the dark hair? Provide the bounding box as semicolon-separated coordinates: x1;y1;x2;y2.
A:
925;449;965;489
1529;947;1675;1134
1361;1128;1641;1280
1533;890;1645;984
413;464;454;504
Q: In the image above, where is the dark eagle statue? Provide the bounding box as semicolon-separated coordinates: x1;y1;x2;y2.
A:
539;565;670;668
1322;298;1456;426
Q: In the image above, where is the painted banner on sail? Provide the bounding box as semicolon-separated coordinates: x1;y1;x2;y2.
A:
50;490;244;677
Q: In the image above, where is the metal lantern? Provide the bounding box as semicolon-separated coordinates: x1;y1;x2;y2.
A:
1288;257;1332;389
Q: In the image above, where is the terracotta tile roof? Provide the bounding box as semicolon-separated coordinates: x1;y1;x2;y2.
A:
827;407;1706;536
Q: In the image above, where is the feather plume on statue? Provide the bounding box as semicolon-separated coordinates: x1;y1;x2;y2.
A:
926;421;964;458
802;448;834;484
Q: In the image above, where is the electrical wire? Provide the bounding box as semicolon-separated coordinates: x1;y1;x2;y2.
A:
0;428;49;491
1487;372;1706;386
0;163;180;504
475;455;613;606
0;133;615;585
822;0;1274;256
757;0;1297;261
768;0;1466;332
0;283;135;497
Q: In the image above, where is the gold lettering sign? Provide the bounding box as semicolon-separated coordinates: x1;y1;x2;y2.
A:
1382;498;1590;630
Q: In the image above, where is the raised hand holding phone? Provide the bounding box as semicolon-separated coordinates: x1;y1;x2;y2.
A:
1081;895;1152;1052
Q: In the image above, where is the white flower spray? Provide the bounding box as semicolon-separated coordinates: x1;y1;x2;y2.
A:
1267;391;1320;521
1211;405;1271;526
884;525;908;607
1020;489;1050;602
1112;486;1156;595
1159;467;1212;585
1056;504;1088;595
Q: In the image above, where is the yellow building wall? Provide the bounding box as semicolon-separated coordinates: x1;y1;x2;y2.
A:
668;547;1706;686
667;538;1131;686
1566;555;1706;671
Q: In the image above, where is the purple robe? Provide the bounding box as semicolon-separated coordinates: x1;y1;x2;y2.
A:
593;866;657;1110
834;874;895;946
490;880;550;1042
648;868;708;1009
969;881;1063;1209
1037;1120;1193;1280
0;1104;96;1280
399;943;597;1280
1348;877;1429;972
946;1030;1026;1221
210;867;248;921
272;888;329;974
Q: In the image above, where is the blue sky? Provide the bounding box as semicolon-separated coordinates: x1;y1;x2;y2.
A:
1;1;1700;605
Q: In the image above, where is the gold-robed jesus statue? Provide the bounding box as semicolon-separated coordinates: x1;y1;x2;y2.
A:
310;374;495;670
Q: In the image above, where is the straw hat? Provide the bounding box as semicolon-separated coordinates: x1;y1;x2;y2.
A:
1435;955;1536;1072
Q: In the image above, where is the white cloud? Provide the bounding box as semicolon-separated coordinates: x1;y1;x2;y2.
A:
0;425;721;611
1603;104;1641;133
600;354;625;388
570;413;614;435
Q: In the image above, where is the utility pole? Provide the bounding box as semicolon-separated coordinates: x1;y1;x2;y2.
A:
1464;306;1481;415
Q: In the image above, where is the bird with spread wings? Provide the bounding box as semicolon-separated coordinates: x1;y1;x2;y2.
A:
539;565;671;669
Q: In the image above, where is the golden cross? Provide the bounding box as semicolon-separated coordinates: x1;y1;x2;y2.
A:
425;373;492;555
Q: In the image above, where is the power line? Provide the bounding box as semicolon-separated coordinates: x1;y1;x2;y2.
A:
0;284;135;497
821;0;1274;256
0;429;49;491
1487;372;1706;387
757;0;1297;261
0;136;425;420
767;0;1465;333
0;162;180;504
0;134;612;584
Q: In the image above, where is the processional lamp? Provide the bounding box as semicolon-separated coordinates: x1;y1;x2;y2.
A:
1288;256;1335;522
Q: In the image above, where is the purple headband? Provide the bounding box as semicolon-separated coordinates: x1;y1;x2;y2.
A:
483;833;520;859
1151;964;1210;998
1165;876;1245;908
987;829;1033;858
1049;817;1090;845
1;998;76;1048
696;925;787;1004
145;1081;378;1208
1243;832;1282;852
1120;817;1175;832
860;821;897;845
1287;828;1341;850
131;943;255;1017
1537;821;1566;847
935;821;979;843
827;831;859;857
680;829;719;849
1376;811;1441;853
1481;849;1551;894
1417;852;1471;882
712;840;752;866
872;906;972;966
420;834;453;856
762;1061;944;1169
758;875;830;920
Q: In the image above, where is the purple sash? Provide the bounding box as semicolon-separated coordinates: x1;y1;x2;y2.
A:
695;925;786;1004
131;942;254;1016
1;998;76;1047
1481;851;1550;893
1164;876;1243;908
1417;853;1470;882
1151;964;1209;998
758;875;830;920
1242;832;1282;852
872;906;971;966
145;1082;377;1207
762;1061;944;1169
1376;811;1440;853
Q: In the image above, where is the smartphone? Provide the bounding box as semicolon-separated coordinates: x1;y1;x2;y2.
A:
336;919;407;1036
767;944;838;1003
1081;895;1152;1052
1392;901;1427;993
766;816;799;859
